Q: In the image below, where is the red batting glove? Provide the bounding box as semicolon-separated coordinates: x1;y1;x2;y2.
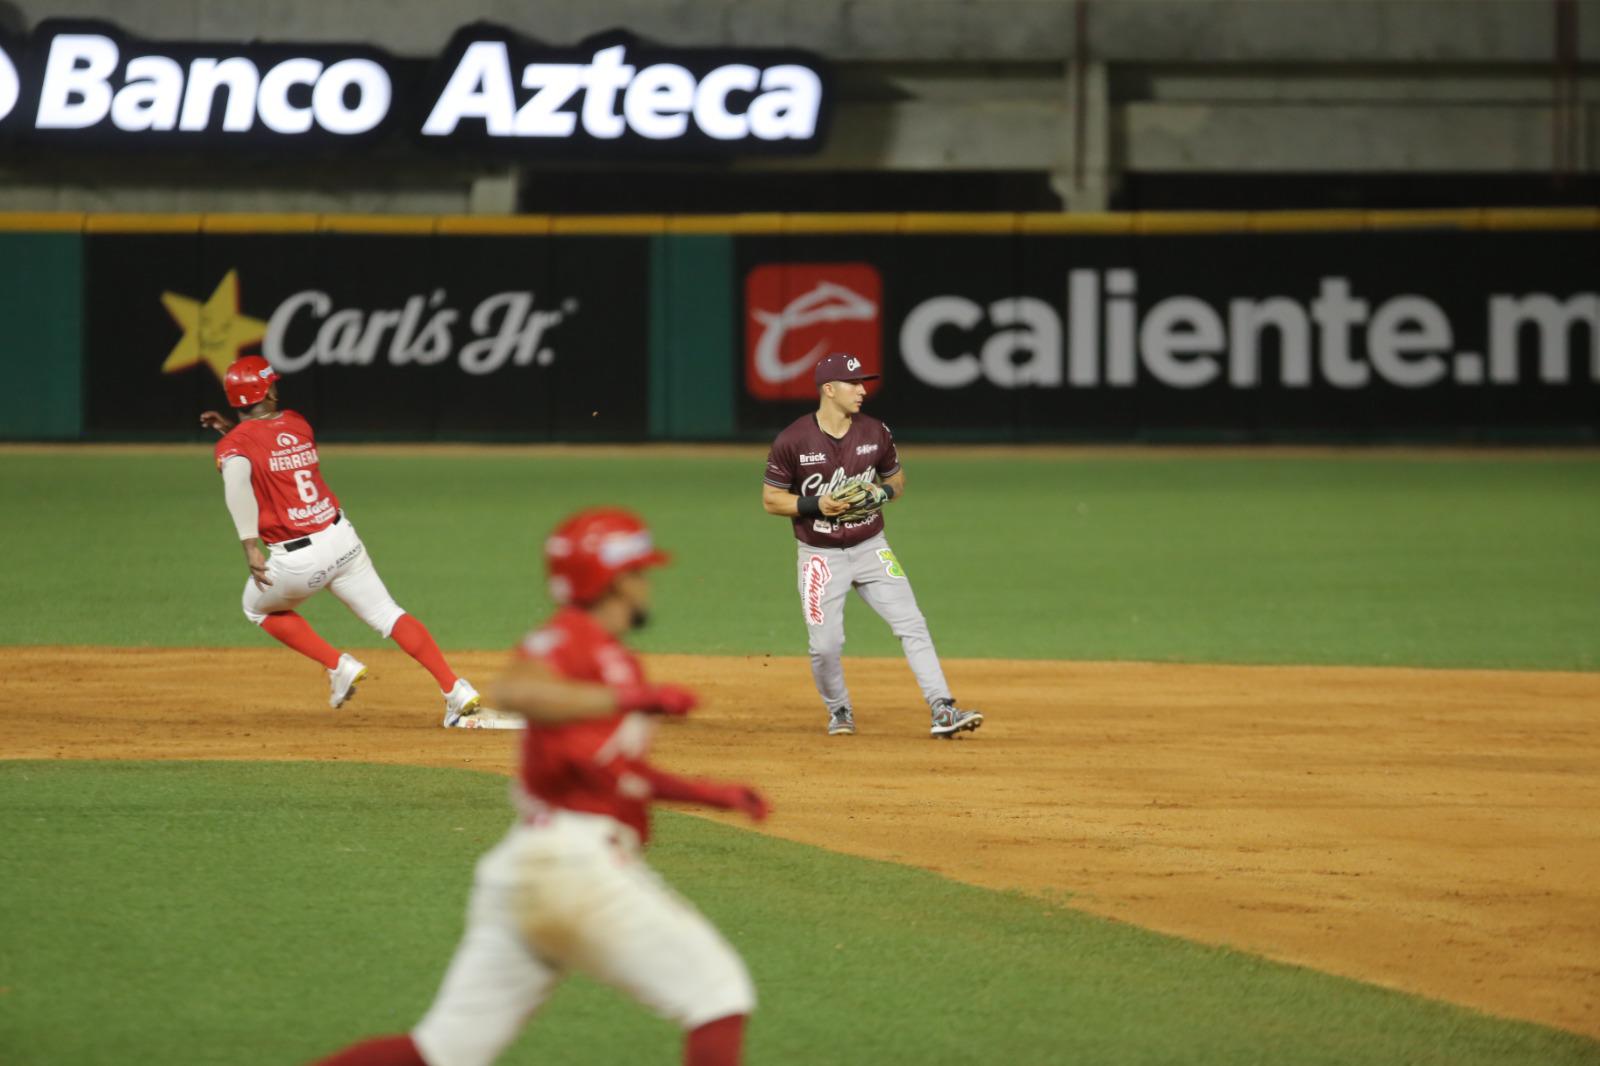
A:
615;683;698;717
715;784;770;823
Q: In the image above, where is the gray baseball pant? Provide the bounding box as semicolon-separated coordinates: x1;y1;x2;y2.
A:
795;532;951;713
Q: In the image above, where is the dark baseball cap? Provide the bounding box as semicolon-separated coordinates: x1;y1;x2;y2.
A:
814;352;880;387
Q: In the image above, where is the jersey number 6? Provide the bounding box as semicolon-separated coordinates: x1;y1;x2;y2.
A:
293;469;319;504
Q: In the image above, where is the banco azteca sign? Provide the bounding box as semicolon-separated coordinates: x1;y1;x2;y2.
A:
0;19;829;156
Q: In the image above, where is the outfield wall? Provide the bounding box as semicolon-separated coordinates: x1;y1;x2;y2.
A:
1;210;1596;442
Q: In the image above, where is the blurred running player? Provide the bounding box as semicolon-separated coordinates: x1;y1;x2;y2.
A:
311;507;768;1066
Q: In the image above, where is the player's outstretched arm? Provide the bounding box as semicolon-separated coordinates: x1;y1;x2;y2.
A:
494;659;632;722
636;764;769;821
492;660;698;723
762;483;847;518
200;410;235;436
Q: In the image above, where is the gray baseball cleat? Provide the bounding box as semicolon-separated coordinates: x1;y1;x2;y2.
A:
827;706;856;736
930;698;983;738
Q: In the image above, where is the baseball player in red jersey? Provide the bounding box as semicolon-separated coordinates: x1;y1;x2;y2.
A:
311;507;769;1066
763;352;983;738
201;356;493;728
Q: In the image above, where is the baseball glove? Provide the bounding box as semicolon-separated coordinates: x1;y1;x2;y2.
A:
831;480;889;522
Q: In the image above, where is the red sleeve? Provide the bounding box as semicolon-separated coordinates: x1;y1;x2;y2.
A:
876;422;901;478
764;431;795;489
214;428;247;471
634;763;737;810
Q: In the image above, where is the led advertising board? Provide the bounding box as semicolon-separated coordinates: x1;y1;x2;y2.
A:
0;20;831;157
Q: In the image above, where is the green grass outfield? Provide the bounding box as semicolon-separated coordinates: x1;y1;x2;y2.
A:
0;447;1596;668
4;760;1596;1066
4;448;1598;1065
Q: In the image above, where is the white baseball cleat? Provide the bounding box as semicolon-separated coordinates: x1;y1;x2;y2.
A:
448;708;527;730
328;654;368;709
442;678;482;728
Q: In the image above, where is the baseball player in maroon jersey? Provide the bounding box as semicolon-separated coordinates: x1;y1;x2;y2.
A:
201;356;491;727
311;507;769;1066
762;352;983;738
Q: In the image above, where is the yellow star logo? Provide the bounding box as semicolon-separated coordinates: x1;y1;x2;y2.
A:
160;270;268;383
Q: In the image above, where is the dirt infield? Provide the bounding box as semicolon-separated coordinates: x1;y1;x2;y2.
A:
5;646;1598;1037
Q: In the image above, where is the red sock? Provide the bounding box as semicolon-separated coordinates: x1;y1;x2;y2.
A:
685;1014;745;1066
311;1033;426;1066
260;611;341;670
389;614;459;692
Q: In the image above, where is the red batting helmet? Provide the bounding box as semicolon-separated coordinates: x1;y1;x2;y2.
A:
223;356;278;408
545;508;671;606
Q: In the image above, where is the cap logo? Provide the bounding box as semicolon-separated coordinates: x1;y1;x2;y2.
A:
258;367;274;380
845;357;861;371
598;530;654;568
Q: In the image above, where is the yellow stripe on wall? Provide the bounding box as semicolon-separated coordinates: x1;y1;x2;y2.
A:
549;214;667;234
0;212;88;232
435;215;552;235
200;213;321;233
4;207;1593;236
1019;213;1135;234
1482;207;1600;230
82;213;203;233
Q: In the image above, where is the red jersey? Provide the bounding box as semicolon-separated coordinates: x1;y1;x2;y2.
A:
514;607;663;843
214;411;340;544
764;412;901;548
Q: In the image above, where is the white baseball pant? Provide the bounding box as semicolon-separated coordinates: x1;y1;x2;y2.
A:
410;808;756;1066
240;514;406;638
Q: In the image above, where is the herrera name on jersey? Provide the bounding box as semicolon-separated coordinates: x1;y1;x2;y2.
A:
215;411;341;544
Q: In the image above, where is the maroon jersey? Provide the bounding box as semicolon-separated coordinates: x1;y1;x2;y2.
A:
513;607;662;843
214;410;340;544
764;413;901;548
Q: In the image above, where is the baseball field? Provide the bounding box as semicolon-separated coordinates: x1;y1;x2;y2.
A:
3;444;1598;1065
